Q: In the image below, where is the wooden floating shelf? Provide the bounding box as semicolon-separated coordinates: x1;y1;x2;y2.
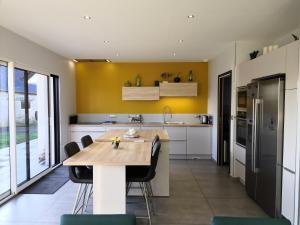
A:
122;87;159;100
159;82;198;97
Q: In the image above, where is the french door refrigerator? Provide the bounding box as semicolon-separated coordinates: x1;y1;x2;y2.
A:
246;74;285;217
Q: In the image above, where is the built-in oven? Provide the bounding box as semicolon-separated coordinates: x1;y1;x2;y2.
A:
236;117;247;147
236;86;247;147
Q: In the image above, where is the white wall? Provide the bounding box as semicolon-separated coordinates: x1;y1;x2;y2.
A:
0;26;76;161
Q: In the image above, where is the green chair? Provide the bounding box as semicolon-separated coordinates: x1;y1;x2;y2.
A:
212;216;291;225
60;214;136;225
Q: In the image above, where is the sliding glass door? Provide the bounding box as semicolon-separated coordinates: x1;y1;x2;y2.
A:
0;61;11;199
15;68;50;185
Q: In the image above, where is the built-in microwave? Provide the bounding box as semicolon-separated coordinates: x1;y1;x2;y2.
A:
237;86;247;110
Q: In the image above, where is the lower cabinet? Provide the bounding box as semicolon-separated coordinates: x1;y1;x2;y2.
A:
234;159;245;184
187;127;211;157
281;168;295;223
70;125;106;149
169;141;187;159
234;143;246;184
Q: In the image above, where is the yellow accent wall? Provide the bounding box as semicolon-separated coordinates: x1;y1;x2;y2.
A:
76;62;208;113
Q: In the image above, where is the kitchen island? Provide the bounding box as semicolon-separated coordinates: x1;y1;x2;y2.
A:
96;129;170;197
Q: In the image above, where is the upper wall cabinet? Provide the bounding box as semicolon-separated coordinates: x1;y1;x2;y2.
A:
236;47;286;87
285;41;299;89
122;87;159;100
159;82;197;97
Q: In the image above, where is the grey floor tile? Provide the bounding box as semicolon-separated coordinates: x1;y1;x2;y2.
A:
0;159;267;225
207;198;268;217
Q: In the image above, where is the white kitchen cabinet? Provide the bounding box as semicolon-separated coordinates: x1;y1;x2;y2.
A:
105;126;135;131
163;127;187;140
282;168;295;223
187;127;211;156
234;160;245;184
283;90;297;172
236;47;286;87
142;126;161;130
235;143;246;165
70;125;106;143
286;41;299;89
169;141;187;155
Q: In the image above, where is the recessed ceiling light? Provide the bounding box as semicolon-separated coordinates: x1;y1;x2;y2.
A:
187;14;195;19
178;39;183;43
83;15;91;20
104;40;110;44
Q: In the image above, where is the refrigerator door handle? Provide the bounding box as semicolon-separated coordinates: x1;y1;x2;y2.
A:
251;98;256;172
253;98;261;173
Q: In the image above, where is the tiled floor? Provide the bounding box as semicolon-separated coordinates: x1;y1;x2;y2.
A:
0;159;266;225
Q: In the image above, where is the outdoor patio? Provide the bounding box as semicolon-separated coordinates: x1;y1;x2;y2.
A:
0;139;49;195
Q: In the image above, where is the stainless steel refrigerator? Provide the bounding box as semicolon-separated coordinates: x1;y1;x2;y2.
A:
246;74;285;217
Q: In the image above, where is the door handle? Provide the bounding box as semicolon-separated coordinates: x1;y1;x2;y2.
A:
251;98;255;172
253;98;261;173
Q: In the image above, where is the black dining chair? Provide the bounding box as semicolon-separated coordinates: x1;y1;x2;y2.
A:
126;135;161;225
64;142;93;214
81;135;94;148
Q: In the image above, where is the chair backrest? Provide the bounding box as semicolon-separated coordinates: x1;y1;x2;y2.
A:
152;135;159;147
150;138;161;172
64;142;82;182
64;142;80;158
81;135;93;148
61;214;137;225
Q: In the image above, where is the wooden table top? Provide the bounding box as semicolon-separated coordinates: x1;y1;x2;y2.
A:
63;142;151;166
95;129;169;142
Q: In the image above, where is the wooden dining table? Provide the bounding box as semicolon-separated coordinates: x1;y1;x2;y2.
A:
63;129;169;214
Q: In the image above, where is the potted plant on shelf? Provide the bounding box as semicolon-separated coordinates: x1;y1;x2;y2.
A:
174;73;181;83
111;137;121;149
161;72;172;83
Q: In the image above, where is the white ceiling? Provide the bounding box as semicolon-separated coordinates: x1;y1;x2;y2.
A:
0;0;299;61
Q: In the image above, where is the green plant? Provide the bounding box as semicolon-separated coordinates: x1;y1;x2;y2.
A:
161;72;173;81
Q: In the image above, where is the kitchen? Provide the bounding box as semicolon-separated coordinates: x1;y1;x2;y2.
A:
0;1;300;225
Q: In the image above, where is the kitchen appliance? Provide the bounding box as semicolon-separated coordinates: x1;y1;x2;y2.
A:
246;74;285;217
236;103;247;147
236;117;247;147
201;115;208;124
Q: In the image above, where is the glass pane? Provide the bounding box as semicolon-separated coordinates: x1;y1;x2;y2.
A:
28;73;49;178
0;63;11;196
15;68;50;185
15;68;27;185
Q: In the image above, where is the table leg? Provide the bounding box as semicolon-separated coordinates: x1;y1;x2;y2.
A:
93;165;126;214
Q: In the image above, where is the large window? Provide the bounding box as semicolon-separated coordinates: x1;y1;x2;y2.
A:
15;68;50;185
0;61;11;199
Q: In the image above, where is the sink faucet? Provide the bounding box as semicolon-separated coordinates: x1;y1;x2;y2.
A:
163;105;173;123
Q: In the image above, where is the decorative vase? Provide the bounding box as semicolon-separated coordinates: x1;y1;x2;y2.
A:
249;50;259;60
136;75;141;87
112;142;120;149
188;70;193;82
174;76;181;83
